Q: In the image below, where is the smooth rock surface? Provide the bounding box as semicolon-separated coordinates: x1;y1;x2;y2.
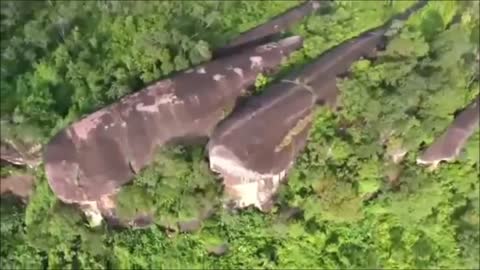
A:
43;36;303;205
417;95;480;169
207;3;428;211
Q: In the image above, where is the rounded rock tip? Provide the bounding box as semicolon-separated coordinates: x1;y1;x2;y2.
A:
278;36;303;54
278;35;303;48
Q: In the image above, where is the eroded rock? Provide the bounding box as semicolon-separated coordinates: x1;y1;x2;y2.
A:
0;174;35;202
208;84;315;210
213;0;326;58
207;4;428;211
43;36;303;206
0;139;41;168
417;96;480;169
207;31;388;210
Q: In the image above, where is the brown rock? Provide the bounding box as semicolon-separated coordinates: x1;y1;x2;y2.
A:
0;139;41;168
417;96;480;169
213;0;327;58
43;36;303;205
208;25;392;211
0;174;35;201
207;4;428;211
207;243;229;256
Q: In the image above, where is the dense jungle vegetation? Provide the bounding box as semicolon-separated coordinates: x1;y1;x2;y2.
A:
1;0;479;269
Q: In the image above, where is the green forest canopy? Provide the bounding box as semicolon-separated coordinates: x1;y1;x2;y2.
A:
0;0;479;269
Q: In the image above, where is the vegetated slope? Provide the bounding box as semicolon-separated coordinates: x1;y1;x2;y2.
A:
0;1;478;269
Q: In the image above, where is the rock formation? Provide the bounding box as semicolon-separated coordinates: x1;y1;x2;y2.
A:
207;2;428;211
0;174;35;203
417;95;480;169
43;36;303;217
0;133;40;203
213;0;326;58
0;139;41;168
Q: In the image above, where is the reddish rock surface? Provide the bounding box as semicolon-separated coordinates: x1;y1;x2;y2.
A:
417;95;480;168
0;140;41;168
0;174;35;201
213;0;326;58
206;2;429;211
43;36;303;205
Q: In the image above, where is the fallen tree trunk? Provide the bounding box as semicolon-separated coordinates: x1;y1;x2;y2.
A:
417;95;480;169
207;2;428;211
43;36;303;206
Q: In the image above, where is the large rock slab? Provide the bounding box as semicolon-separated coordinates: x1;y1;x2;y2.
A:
207;30;388;211
213;0;325;58
0;139;41;168
417;95;480;169
43;36;303;205
207;3;428;211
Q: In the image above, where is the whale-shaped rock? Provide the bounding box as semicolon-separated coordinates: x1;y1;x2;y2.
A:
43;36;303;205
207;1;428;211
